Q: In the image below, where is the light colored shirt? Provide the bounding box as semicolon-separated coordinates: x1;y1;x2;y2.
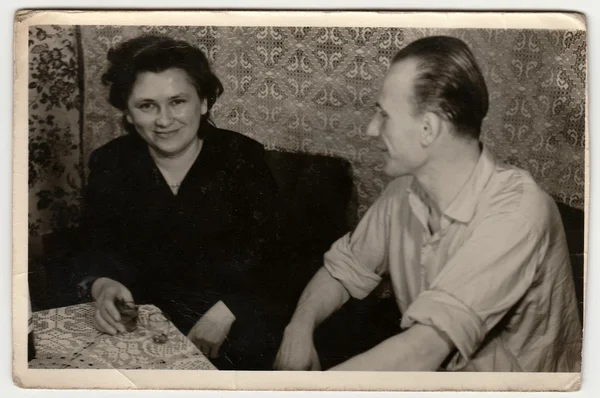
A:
324;147;582;372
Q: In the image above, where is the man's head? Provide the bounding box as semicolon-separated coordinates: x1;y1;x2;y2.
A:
367;36;488;178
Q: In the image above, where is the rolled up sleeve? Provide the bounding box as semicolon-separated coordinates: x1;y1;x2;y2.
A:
324;233;383;299
323;182;403;299
401;213;546;367
401;290;484;362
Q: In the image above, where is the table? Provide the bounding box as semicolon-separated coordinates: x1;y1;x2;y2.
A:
28;303;217;370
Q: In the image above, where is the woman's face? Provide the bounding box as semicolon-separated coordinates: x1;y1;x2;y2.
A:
125;68;208;158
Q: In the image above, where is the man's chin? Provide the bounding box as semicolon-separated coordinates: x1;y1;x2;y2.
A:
383;165;407;179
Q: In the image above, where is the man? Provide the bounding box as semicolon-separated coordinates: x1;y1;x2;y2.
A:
273;36;582;372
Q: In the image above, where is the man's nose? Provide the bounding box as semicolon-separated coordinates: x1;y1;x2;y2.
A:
366;117;379;137
155;106;173;127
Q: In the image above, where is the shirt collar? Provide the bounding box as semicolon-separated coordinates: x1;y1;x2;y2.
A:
407;145;496;224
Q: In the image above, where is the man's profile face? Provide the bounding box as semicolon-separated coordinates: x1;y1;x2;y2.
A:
367;59;428;178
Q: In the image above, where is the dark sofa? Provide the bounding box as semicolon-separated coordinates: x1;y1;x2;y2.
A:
28;150;586;369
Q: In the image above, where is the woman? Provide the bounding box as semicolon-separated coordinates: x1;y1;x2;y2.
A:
74;35;282;370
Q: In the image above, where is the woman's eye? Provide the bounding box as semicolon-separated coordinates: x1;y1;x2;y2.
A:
138;103;155;111
171;98;186;106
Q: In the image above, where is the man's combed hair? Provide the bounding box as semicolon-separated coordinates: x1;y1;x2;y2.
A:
393;36;489;140
101;35;224;133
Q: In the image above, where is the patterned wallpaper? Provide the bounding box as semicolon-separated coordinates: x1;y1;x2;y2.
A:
29;25;586;239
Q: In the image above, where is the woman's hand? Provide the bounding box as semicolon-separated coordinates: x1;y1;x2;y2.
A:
91;277;134;335
187;301;236;359
273;322;321;371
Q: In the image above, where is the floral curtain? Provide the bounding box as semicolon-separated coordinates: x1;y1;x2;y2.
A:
28;25;83;241
28;25;586;241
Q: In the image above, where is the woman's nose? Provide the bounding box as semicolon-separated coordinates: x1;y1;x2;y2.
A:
155;107;173;127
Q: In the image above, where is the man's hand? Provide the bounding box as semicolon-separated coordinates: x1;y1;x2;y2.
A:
91;277;134;336
273;322;321;371
187;301;236;359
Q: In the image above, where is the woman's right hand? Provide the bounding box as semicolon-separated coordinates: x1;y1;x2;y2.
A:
273;322;321;371
90;277;134;335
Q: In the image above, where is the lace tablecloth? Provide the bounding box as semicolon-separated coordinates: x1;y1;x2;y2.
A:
29;303;216;370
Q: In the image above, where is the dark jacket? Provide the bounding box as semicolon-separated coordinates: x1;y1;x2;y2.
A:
77;124;281;334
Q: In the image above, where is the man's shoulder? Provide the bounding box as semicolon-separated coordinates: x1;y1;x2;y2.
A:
484;161;559;232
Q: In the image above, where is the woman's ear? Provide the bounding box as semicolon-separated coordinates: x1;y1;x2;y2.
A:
124;110;133;125
200;98;208;116
421;112;442;147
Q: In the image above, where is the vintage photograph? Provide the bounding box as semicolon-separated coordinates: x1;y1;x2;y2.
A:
14;10;586;391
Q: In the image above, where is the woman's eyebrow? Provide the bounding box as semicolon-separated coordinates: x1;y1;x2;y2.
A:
132;97;154;105
132;92;189;102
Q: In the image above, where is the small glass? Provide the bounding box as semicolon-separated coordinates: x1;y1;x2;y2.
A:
147;311;171;344
115;299;139;333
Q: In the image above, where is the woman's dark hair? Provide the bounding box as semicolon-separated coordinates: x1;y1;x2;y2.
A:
392;36;489;140
101;34;224;134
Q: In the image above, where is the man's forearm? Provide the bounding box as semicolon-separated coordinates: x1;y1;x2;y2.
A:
288;267;351;330
329;324;454;371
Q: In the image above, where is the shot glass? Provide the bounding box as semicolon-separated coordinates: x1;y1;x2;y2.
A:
115;299;139;333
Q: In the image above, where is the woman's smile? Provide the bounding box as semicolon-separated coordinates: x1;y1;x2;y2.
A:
155;128;181;137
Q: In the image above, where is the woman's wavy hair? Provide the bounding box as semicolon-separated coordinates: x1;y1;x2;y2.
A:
101;34;224;135
393;36;489;140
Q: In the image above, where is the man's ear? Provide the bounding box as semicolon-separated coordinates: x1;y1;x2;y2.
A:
421;112;442;147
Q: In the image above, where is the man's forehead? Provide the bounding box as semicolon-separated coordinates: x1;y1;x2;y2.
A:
384;59;419;88
378;59;419;103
